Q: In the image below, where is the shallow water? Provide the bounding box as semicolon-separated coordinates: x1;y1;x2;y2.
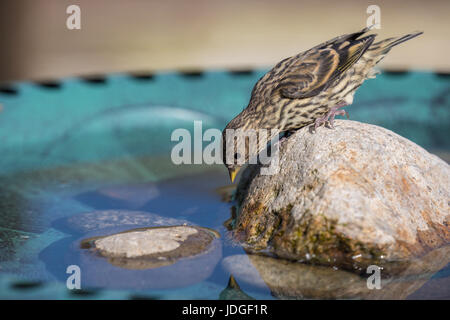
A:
0;159;270;299
0;157;449;300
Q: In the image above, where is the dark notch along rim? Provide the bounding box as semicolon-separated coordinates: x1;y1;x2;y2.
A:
36;80;62;89
0;68;448;97
82;75;108;84
130;72;155;80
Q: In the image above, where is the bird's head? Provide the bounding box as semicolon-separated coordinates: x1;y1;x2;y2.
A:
221;128;245;183
223;150;245;183
221;113;266;183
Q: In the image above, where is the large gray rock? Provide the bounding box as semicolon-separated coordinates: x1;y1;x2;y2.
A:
233;120;450;274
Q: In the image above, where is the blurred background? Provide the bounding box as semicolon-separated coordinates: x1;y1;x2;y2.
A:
0;0;449;83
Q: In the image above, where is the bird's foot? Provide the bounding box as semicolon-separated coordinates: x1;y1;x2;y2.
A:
313;103;349;130
314;115;328;131
328;109;349;128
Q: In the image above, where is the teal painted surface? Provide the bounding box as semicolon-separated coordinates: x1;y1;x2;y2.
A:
0;71;448;176
0;70;449;299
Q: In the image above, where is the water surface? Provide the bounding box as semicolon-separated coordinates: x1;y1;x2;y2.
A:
0;156;448;299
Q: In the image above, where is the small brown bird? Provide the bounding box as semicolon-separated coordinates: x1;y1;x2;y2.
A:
222;26;422;182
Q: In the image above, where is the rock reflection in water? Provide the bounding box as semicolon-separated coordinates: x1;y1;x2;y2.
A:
222;245;450;299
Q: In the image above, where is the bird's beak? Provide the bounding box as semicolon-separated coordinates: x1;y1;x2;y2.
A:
228;167;240;183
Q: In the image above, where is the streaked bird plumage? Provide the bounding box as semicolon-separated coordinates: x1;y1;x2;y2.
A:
222;27;423;182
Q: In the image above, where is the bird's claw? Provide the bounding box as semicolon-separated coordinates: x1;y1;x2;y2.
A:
314;117;326;131
329;109;348;128
313;106;349;131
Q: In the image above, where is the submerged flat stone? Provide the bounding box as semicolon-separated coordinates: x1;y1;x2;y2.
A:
78;225;222;289
91;226;204;259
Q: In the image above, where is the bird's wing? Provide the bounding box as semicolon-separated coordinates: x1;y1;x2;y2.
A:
277;33;376;99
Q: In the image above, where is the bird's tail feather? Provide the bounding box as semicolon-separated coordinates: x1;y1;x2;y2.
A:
371;31;423;53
